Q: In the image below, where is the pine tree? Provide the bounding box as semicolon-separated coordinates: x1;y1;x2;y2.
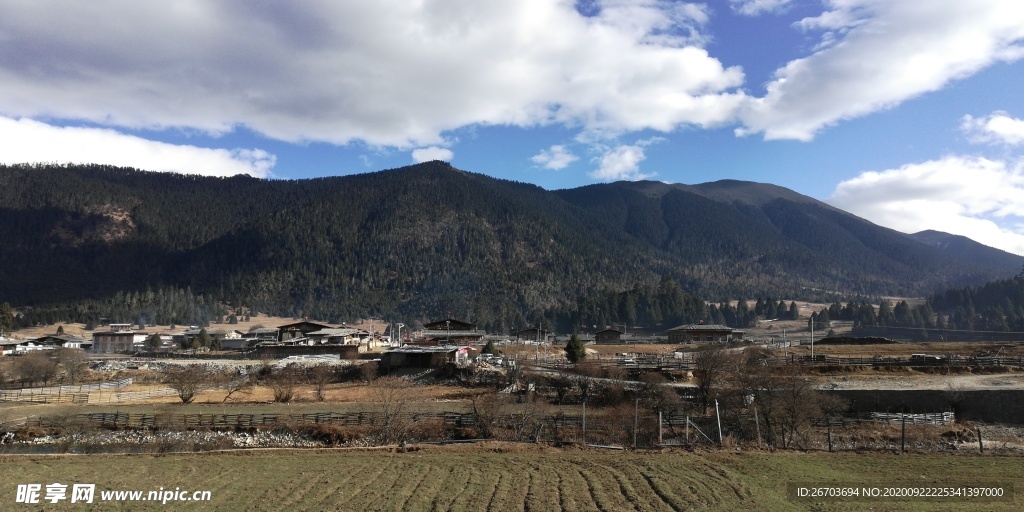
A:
198;328;211;348
147;333;162;350
481;339;497;355
0;302;13;334
565;333;586;363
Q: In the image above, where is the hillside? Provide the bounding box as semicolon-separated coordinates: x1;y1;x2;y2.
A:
910;229;1024;270
0;162;1020;330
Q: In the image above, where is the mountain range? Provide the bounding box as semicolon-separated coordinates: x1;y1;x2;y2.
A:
0;161;1020;330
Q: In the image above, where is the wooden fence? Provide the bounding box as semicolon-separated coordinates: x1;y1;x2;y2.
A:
0;379;135;404
536;354;1024;373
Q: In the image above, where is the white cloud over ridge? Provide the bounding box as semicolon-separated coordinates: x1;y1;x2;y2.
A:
739;0;1024;141
0;117;274;177
828;155;1024;255
729;0;792;16
0;0;744;149
531;145;578;170
411;146;454;163
962;112;1024;146
590;138;663;181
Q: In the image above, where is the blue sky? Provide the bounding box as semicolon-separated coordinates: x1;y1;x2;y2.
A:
2;1;1024;254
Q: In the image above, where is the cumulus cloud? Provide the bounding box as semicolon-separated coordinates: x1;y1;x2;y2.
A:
962;112;1024;146
0;0;744;149
590;138;663;181
739;0;1024;140
828;156;1024;255
0;116;274;177
729;0;792;16
531;145;578;170
411;146;454;163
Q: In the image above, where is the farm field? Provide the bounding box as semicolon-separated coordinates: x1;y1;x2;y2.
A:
1;447;1020;511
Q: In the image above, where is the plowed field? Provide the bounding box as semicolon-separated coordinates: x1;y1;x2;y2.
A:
1;446;1021;511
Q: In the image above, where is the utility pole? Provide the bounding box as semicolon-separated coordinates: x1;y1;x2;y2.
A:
633;398;639;449
810;319;815;360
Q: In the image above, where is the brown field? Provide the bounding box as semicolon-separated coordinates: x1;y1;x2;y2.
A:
0;382;498;424
0;448;1020;511
11;313;314;339
787;341;1024;359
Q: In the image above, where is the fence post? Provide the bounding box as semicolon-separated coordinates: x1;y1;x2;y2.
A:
900;413;906;453
581;402;586;445
633;399;638;449
715;399;723;445
754;407;762;448
658;410;662;445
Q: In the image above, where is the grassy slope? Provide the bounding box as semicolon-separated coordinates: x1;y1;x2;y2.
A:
0;449;1020;511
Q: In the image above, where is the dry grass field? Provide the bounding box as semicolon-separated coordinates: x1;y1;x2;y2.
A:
0;447;1020;511
12;313;310;339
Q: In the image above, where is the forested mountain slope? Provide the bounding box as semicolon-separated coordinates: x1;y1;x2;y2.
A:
1;162;1019;330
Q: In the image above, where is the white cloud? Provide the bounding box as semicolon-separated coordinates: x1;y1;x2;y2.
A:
531;145;578;170
0;1;744;149
729;0;792;16
590;138;663;181
828;155;1024;255
0;116;274;177
411;146;454;163
739;0;1024;140
962;111;1024;146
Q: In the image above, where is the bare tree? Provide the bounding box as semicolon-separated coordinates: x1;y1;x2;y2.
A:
944;381;967;419
360;361;379;384
469;392;503;438
309;364;334;402
638;372;681;416
219;368;253;402
269;367;297;403
774;377;844;449
54;348;89;384
368;376;418;444
546;374;575;404
164;365;211;404
694;345;734;412
573;369;601;405
13;351;59;387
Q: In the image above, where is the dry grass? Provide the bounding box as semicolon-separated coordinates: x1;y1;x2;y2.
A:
11;313;309;339
787;341;1024;359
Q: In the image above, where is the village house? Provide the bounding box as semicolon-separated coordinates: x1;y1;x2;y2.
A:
666;324;744;343
248;327;281;343
516;327;553;343
380;345;479;370
0;337;65;354
31;334;91;349
92;324;147;353
305;328;370;350
416;318;485;345
277;321;332;342
594;328;623;344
